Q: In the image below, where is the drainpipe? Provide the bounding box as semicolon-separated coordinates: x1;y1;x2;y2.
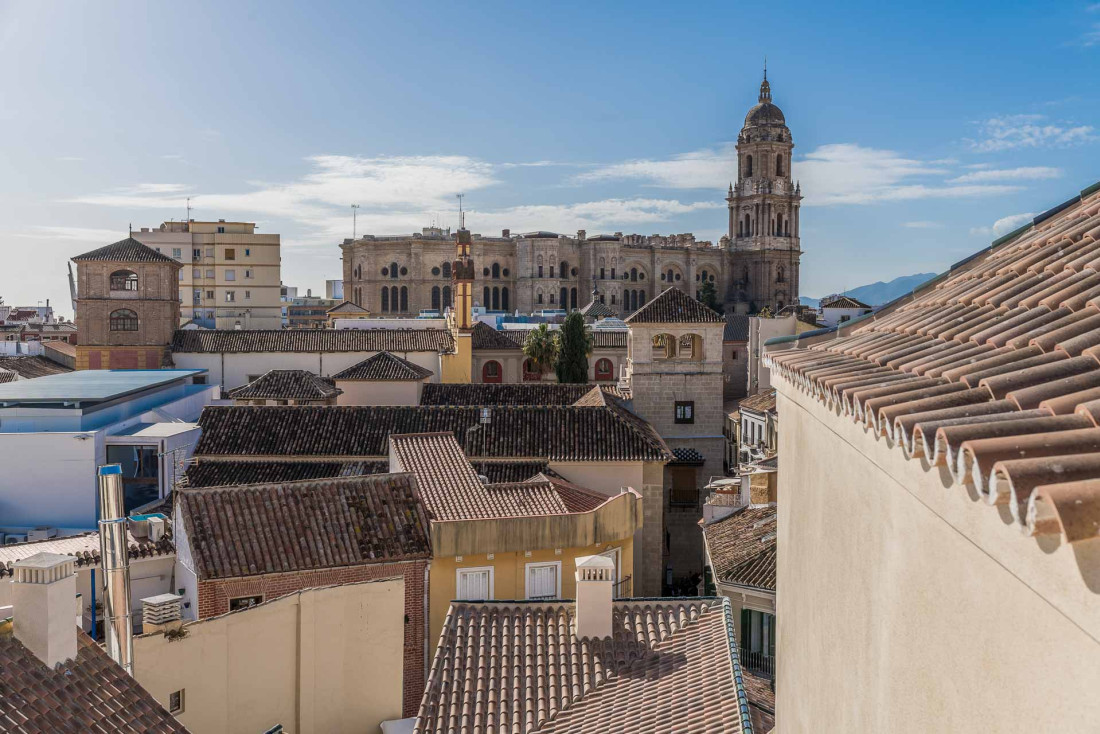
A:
97;464;134;676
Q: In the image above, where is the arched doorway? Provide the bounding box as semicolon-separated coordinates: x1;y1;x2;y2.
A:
482;360;503;384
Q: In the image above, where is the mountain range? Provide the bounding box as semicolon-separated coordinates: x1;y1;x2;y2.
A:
800;273;938;309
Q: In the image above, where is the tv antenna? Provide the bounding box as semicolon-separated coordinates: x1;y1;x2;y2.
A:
456;193;465;229
186;197;192;225
351;204;360;239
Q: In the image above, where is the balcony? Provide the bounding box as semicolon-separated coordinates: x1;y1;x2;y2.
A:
739;647;775;680
613;574;632;599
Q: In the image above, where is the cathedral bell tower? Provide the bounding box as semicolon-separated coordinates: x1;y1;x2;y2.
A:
726;69;802;313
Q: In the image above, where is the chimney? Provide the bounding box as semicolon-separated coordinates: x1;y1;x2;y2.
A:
97;464;134;676
141;593;183;635
574;555;615;639
577;229;586;241
502;228;510;238
11;552;79;668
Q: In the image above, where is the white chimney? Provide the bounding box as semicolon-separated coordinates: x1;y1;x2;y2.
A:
98;464;133;676
574;555;615;639
11;552;78;668
141;593;183;634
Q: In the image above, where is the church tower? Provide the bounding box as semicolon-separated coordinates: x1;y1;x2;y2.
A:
726;69;802;313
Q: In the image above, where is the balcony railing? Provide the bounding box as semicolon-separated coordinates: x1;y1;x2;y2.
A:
739;647;775;680
613;575;632;599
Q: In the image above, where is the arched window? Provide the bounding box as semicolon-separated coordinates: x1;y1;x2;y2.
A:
776;153;784;176
391;285;399;312
492;262;501;279
400;286;408;312
389;262;398;279
354;264;361;279
501;287;510;311
110;270;138;292
776;214;783;236
431;286;441;311
651;333;676;360
701;269;708;283
570;288;577;310
442;262;451;278
777;266;786;283
744;214;751;237
560;261;568;279
678;333;702;360
482;360;503;384
745;155;753;177
381;288;389;312
549;293;555;304
667;268;674;283
537;291;544;305
483;286;491;307
638;289;646;305
442;286;452;309
492;287;500;310
630;267;638;282
559;287;568;308
109;308;138;331
523;358;540;382
595;358;614;381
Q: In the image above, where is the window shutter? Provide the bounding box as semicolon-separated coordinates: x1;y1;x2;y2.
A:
740;608;751;650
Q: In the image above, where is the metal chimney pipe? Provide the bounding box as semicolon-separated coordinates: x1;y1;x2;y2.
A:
97;464;133;676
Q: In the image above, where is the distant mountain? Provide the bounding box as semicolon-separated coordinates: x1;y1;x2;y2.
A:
800;273;938;309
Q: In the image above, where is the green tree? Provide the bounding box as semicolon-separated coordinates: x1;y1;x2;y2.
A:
698;280;721;313
555;311;593;383
523;323;559;379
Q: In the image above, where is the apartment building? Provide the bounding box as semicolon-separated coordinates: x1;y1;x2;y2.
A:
133;220;282;329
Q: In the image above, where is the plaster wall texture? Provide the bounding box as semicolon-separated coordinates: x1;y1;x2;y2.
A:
335;380;423;406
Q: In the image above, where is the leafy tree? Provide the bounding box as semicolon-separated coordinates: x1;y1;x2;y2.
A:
555;311;592;383
523;323;559;379
698;280;721;313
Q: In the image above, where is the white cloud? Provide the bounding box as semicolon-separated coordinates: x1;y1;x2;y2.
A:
967;115;1096;152
56;156;83;162
902;221;942;229
969;212;1034;237
576;145;738;189
17;226;126;242
949;166;1062;183
1082;23;1100;46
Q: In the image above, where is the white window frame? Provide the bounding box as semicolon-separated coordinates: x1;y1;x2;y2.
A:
456;566;494;600
524;560;562;599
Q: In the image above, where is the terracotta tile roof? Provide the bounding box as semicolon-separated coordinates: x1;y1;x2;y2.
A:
725;313;751;341
0;355;72;378
176;474;431;581
766;186;1100;546
578;300;617;319
739;388;777;414
702;505;777;591
625;286;724;324
0;623;188;733
71;236;180;264
195;404;670;462
170;327;454;353
420;383;593;406
0;531;174;578
498;328;628;349
43;340;77;358
183;459;388;487
227;369;341;400
670;447;706;465
571;385;609;407
741;670;775;733
415;598;751;734
471;322;522;350
332;351;434;381
326;300;370;314
390;433;612;521
820;295;871;310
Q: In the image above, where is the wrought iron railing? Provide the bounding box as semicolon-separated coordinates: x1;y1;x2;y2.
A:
739;647;775;679
613;575;632;599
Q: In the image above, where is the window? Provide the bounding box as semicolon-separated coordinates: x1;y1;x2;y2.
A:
611;268;616;279
400;286;408;312
192;289;201;303
109;270;138;291
192;268;201;279
169;690;184;715
630;267;638;282
109;309;138;331
192;248;201;261
538;265;544;278
482;360;503;383
244;290;251;300
594;358;614;381
523;358;541;382
105;444;158;512
745;155;753;177
172;247;182;259
225;248;235;260
492;263;500;279
432;286;441;311
675;401;695;424
600;267;606;280
205;246;214;257
245;269;253;279
229;595;262;610
381;287;389;311
456;567;494;600
525;561;561;600
206;290;214;299
442;262;452;278
225;290;236;302
245;248;251;256
217;226;225;234
550;266;555;278
501;287;510;311
537;292;543;304
442;285;451;308
205;269;214;278
225;269;236;281
776;153;784;176
390;262;398;279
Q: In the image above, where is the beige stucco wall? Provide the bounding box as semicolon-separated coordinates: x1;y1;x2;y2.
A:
335;379;423;406
133;577;405;734
172;350;441;391
774;375;1100;733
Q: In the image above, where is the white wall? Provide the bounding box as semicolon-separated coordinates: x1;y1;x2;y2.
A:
0;432;100;528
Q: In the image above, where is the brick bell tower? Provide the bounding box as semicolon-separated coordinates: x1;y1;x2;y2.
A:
72;237;182;370
726;67;803;313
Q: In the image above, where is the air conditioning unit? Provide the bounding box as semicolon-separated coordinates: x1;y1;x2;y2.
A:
4;534;27;545
128;513;169;541
27;526;58;541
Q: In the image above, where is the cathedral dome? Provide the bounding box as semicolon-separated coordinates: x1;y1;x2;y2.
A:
742;74;787;129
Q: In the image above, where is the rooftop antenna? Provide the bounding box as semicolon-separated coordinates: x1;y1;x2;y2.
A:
456;193;465;229
186;196;192;226
351;204;360;239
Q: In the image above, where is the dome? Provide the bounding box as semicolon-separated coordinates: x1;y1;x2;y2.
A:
743;73;787;128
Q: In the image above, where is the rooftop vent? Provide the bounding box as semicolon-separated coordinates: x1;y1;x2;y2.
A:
11;552;78;668
141;593;183;634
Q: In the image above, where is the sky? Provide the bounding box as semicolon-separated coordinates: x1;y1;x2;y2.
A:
1;0;1098;318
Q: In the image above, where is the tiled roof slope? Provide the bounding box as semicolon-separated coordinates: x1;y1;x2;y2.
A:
702;505;777;590
170;328;454;353
390;433;609;521
767;186;1100;545
578;300;617;319
227;369;341;400
471;322;521;350
0;355;72;378
177;474;431;580
420;382;592;406
0;531;174;578
415;598;750;734
195;405;670;462
625;286;724;324
739;388;777;414
0;622;188;733
821;295;871;309
332;351;434;381
0;371;16;384
725;313;751;341
500;328;627;349
183;459;388;487
71;236;180;264
327;300;369;314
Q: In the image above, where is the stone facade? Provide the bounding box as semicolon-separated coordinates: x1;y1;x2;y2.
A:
341;76;801;318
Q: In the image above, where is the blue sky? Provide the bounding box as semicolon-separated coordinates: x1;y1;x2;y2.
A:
1;0;1098;317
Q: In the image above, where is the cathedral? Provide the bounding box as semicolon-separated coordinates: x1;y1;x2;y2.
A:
341;73;801;317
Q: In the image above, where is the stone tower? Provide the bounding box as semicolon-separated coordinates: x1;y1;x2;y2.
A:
72;237;181;369
726;70;802;313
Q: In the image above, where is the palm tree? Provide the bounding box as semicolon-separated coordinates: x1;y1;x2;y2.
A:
523;323;559;379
